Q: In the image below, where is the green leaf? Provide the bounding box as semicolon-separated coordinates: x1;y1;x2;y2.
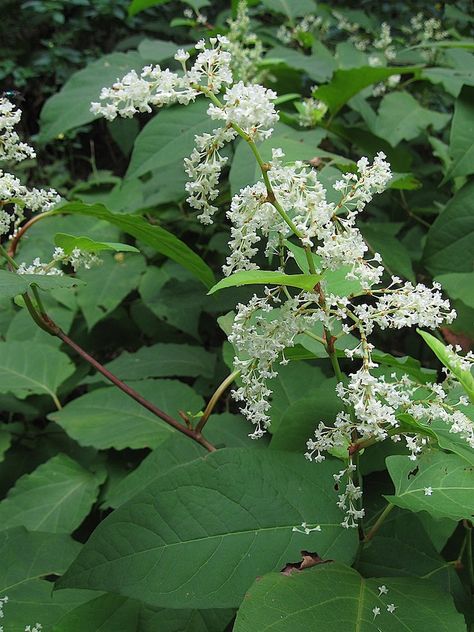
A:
137;38;179;62
139;268;205;339
105;434;206;508
105;414;267;509
260;0;315;18
233;562;465;631
285;240;363;297
128;0;170;15
0;341;74;403
386;451;474;522
49;379;204;450
357;512;464;607
57;450;357;608
56;202;215;288
0;269;84;298
423;180;474;276
39;52;146;140
76;253;146;329
229;124;328;194
139;606;234;632
209;270;322;295
445;86;474;180
85;343;216;385
360;223;415;282
424;413;474;466
315;66;420;114
126;100;215;179
370;91;451;147
370;351;436;384
417;329;474;401
267;363;336;433
436;271;474;309
0;527;93;631
389;172;422;190
53;594;141;632
270;385;341;451
0;454;104;533
266;45;335;83
54;233;139;255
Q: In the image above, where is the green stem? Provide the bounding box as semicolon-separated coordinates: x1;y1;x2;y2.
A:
31;285;47;316
363;503;394;543
195;370;240;433
51;392;62;410
22;292;55;334
303;329;326;346
0;243;19;269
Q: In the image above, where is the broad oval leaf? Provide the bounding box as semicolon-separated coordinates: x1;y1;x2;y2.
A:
370;91;450;147
0;527;92;630
208;270;322;295
57;449;358;608
49;379;204;450
233;562;465;631
315;66;420;114
0;341;74;403
386;451;474;522
126;100;214;179
39;52;146;141
84;342;216;385
0;454;105;534
423;180;474;276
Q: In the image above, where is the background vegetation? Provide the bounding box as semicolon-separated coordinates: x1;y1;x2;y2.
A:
0;1;473;630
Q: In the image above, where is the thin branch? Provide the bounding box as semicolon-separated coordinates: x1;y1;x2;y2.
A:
52;325;217;452
363;503;394;543
8;210;55;257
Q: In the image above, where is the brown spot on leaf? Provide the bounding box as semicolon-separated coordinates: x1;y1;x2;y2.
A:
280;551;332;576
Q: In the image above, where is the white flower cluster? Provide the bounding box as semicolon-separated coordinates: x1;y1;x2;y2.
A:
0;98;60;239
226;0;264;83
188;81;277;224
372;22;396;60
184;126;235;224
353;280;456;334
91;39;278;226
0;173;60;238
17;246;101;276
297;97;327;128
408;13;448;43
333;461;364;529
229;289;323;438
222;149;391;288
208;82;278;141
277;14;323;47
91;36;232;121
0;98;35;163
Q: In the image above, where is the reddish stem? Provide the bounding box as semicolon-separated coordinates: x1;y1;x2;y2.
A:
41;315;216;452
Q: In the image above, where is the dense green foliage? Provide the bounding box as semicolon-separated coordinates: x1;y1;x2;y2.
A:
0;1;473;630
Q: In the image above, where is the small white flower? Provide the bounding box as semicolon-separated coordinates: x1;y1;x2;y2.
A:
424;487;433;496
378;585;388;596
387;604;397;614
372;606;381;619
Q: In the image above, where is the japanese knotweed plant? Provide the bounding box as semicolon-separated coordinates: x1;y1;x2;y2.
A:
2;36;473;540
87;35;473;529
